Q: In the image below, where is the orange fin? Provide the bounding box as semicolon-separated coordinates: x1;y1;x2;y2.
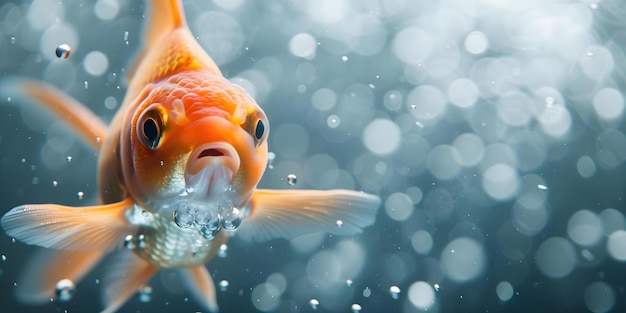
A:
16;249;105;303
101;251;159;313
2;78;107;150
179;266;219;312
236;189;381;242
1;198;135;252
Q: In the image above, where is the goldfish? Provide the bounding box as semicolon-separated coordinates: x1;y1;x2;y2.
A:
0;1;380;312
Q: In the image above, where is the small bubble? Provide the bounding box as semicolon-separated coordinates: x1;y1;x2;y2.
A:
351;303;362;313
327;115;341;128
124;234;136;250
309;298;320;310
389;286;401;299
341;56;349;62
10;36;15;44
336;220;344;228
77;191;84;200
221;207;242;230
123;31;129;41
95;279;100;285
55;279;75;302
1;255;6;261
174;210;194;228
218;244;228;258
346;279;353;286
136;234;147;249
141;210;149;218
410;104;417;110
194;211;213;225
84;81;89;89
219;280;229;292
66;156;73;162
200;224;220;240
55;44;71;59
52;180;58;187
434;283;441;291
363;287;371;297
138;285;152;303
287;174;297;186
537;184;547;190
368;83;376;89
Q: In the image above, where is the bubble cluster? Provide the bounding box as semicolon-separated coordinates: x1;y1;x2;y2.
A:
172;199;242;240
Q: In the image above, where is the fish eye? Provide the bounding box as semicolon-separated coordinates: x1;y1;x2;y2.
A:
255;120;265;140
138;110;163;150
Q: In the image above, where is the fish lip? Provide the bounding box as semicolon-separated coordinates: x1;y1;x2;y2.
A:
184;142;240;197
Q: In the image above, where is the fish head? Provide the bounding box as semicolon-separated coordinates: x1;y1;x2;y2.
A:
122;71;269;210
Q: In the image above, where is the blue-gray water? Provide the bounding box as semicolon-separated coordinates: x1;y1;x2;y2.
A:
2;0;626;312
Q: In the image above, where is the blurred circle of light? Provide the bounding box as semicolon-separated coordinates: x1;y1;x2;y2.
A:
579;45;615;81
584;281;616;313
406;186;423;205
290;232;325;255
385;192;414;222
306;0;350;24
94;0;119;21
27;0;64;30
447;78;479;108
384;90;404;111
423;188;455;222
392;27;433;64
362;119;401;156
576;155;597;178
464;31;489;55
306;250;341;288
537;104;572;138
192;11;245;65
482;163;519;201
496;281;514;302
595;130;626;169
511;201;549;236
407;85;447;124
289;33;317;59
497;222;532;261
40;23;79;61
266;273;287;295
599;209;626;236
407;281;435;310
83;51;109;76
440;237;486;283
250;282;281;312
312;88;337;111
213;0;245;10
270;123;310;159
507;131;546;172
592;88;624;121
335;240;365;280
567;210;603;247
427;145;462;180
535;237;577;279
304;154;338;189
523;58;566;89
606;230;626;261
496;91;533;127
452;133;485;167
411;230;433;256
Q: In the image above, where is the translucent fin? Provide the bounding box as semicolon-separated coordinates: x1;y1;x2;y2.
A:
179;266;219;312
126;0;186;82
16;249;105;304
101;251;159;313
236;189;382;242
2;78;106;150
1;198;135;252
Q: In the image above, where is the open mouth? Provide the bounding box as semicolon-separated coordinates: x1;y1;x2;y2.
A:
184;143;240;199
199;149;224;158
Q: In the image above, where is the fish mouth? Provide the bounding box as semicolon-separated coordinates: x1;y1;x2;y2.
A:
185;143;240;198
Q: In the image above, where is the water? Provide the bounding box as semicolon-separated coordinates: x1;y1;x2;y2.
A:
1;0;626;312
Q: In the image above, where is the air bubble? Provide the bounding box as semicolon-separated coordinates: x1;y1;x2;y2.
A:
174;210;194;228
55;44;71;59
342;56;349;62
219;280;229;291
77;191;84;200
136;234;147;249
124;235;135;250
1;255;6;261
287;174;298;186
336;220;344;228
200;223;221;240
52;181;58;187
66;156;73;162
363;287;371;297
390;285;401;299
351;303;362;313
138;285;152;303
221;207;242;230
309;298;320;310
55;279;75;302
346;279;353;286
327;114;341;128
218;244;228;258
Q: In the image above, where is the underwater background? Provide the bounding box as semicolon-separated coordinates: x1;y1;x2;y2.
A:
2;0;626;312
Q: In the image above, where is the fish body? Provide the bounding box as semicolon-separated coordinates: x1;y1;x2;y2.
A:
1;1;381;312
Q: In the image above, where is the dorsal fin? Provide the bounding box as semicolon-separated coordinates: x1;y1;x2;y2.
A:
125;0;187;83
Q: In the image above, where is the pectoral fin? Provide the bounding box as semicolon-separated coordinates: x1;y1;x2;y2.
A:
101;251;159;313
1;198;135;252
179;266;219;312
16;249;106;304
236;189;381;243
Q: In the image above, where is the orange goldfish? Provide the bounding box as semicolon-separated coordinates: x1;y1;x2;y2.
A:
1;1;380;312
